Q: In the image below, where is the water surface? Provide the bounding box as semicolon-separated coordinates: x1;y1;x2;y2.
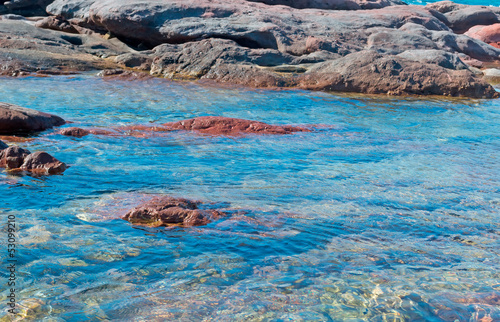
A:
0;75;499;321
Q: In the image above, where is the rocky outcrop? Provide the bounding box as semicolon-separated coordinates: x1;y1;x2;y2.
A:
427;1;500;34
123;196;226;227
247;0;407;10
0;145;30;168
0;102;65;134
20;151;67;174
163;116;310;135
299;50;498;97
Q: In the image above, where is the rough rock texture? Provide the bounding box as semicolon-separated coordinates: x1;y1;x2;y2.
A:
163;116;310;135
34;15;79;34
426;2;500;34
123;196;225;227
21;151;67;174
0;139;7;150
299;50;498;97
0;145;30;168
465;23;500;49
0;0;497;97
247;0;406;10
0;102;65;134
59;127;90;137
0;19;133;76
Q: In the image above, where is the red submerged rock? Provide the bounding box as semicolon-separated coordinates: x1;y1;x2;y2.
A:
163;116;309;136
123;196;225;227
0;146;31;169
0;102;65;134
21;151;67;175
465;23;500;48
59;127;90;137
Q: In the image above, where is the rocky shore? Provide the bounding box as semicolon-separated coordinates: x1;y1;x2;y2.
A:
1;0;500;97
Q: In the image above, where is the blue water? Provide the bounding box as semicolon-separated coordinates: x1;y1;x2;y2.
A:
407;0;500;6
0;75;499;321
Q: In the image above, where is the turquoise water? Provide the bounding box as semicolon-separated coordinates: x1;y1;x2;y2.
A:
407;0;500;6
0;75;499;321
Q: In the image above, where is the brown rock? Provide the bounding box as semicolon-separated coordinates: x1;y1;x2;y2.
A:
299;50;499;98
21;151;67;174
163;116;310;136
0;146;31;169
123;196;225;227
59;127;90;137
465;23;500;48
35;15;79;34
0;102;65;134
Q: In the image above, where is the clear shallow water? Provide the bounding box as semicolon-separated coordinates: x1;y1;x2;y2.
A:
0;75;499;321
406;0;500;6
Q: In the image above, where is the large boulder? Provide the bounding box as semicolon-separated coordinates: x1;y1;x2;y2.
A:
427;1;500;34
246;0;407;10
0;102;65;134
163;116;310;135
465;23;500;49
21;151;67;174
299;50;498;98
0;145;30;169
123;196;226;227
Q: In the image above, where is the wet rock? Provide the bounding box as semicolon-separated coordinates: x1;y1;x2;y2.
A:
59;127;90;137
0;102;65;134
21;151;67;174
35;15;79;34
123;196;225;227
163;116;310;136
465;23;500;49
483;68;500;84
97;69;154;80
0;145;31;169
0;139;7;150
114;52;153;70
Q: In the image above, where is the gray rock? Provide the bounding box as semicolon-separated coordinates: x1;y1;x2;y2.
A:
397;49;468;70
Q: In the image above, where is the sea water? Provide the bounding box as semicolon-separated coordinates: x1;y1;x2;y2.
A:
0;75;499;321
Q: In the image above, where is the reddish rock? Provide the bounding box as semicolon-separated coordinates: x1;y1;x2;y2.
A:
0;146;31;169
0;136;36;143
59;127;90;137
21;151;67;174
163;116;310;136
123;196;225;227
0;102;65;134
465;23;500;48
35;15;79;34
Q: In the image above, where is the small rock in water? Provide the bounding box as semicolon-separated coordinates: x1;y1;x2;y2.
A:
0;145;31;169
59;127;90;137
163;116;310;136
21;151;67;175
123;196;226;227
